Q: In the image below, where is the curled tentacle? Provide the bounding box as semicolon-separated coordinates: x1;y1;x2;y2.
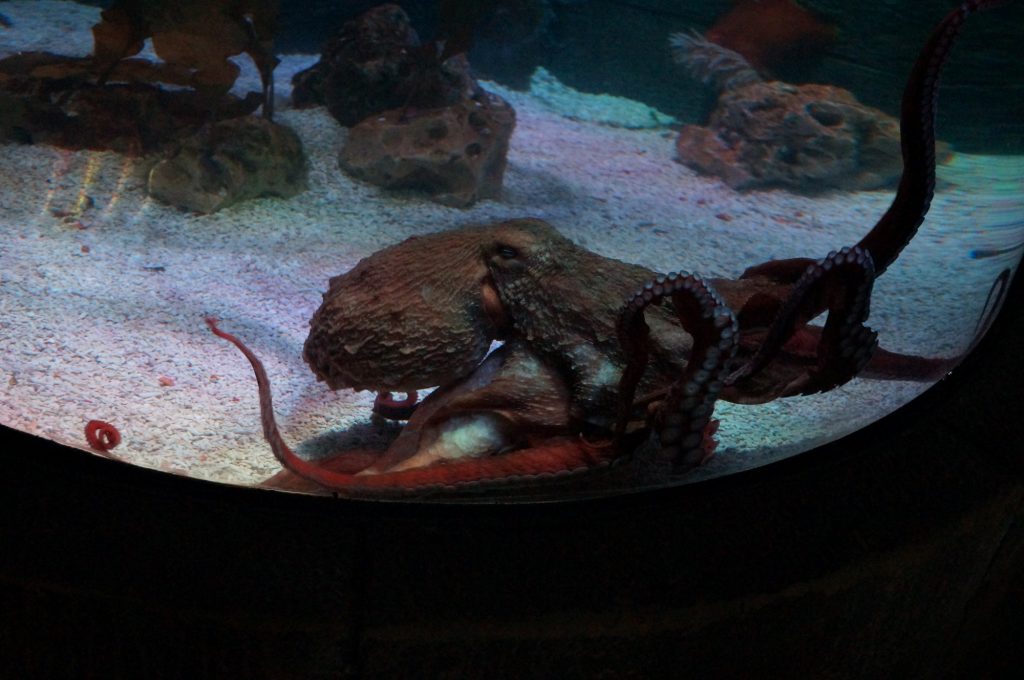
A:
726;246;878;396
616;273;739;471
857;0;1011;276
799;250;878;394
85;419;121;454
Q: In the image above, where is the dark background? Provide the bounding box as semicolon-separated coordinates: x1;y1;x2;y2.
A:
68;0;1024;153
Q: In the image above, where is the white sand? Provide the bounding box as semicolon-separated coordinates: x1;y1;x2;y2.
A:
1;1;1020;494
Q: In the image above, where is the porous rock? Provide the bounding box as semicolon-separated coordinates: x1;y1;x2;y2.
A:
339;91;515;207
675;81;904;193
147;116;307;213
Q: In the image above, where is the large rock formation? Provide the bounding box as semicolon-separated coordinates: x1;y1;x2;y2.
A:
293;3;517;207
148;116;307;213
291;4;476;126
674;81;904;193
339;90;515;208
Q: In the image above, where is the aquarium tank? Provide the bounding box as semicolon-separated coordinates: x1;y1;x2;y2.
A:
0;0;1021;502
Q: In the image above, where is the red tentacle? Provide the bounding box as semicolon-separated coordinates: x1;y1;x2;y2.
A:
207;317;612;494
372;391;419;420
85;419;121;454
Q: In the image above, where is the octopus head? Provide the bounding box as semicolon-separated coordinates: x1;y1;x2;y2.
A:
303;225;514;392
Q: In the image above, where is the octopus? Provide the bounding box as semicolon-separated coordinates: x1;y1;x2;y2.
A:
208;0;1013;497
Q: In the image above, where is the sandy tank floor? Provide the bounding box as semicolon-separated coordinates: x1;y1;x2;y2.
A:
1;1;1020;497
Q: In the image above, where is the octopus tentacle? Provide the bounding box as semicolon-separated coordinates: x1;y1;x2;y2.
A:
795;251;879;395
726;246;878;396
856;0;1010;276
84;419;121;455
207;317;613;494
722;0;1011;399
372;391;419;420
261;439;613;494
857;268;1014;385
615;273;738;470
725;0;1009;391
971;268;1011;347
723;0;1007;384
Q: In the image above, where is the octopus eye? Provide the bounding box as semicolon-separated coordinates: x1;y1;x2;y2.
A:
497;244;519;259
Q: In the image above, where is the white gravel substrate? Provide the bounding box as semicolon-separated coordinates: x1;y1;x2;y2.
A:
1;1;1020;495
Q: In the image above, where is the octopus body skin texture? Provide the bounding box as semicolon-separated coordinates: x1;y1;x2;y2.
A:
210;0;1014;496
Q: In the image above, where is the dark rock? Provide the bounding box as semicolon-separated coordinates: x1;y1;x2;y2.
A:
91;0;279;114
339;91;515;207
290;4;418;113
0;51;261;154
147;116;307;213
674;81;904;193
291;4;478;127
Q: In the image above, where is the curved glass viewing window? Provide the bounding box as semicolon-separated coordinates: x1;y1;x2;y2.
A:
1;0;1021;501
